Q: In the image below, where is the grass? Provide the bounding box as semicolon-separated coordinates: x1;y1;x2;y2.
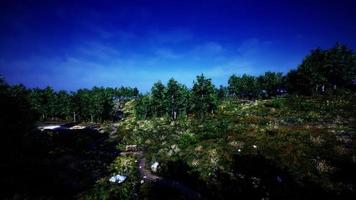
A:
114;94;355;199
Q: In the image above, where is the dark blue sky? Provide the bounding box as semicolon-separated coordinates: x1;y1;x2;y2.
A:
1;0;356;92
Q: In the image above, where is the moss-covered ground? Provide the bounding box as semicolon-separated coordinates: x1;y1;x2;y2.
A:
107;94;356;199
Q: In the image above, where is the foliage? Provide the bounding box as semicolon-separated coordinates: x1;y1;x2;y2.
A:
0;80;36;162
28;86;138;122
1;43;356;199
80;156;139;200
135;78;191;120
191;74;217;119
150;81;167;117
135;95;152;120
257;71;284;97
166;78;190;120
216;85;228;100
228;74;260;99
119;93;356;199
287;44;356;95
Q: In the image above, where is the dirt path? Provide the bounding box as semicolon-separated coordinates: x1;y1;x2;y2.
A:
119;151;161;181
111;124;201;199
108;125;159;181
108;125;118;138
120;150;202;199
138;156;161;181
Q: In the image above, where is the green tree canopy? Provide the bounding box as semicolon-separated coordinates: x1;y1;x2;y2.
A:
151;81;167;117
257;72;283;97
166;78;190;120
228;74;259;99
191;74;217;119
287;43;356;95
135;94;152;120
217;85;228;100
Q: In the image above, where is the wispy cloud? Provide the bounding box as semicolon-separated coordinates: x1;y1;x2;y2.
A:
75;41;121;61
149;29;193;44
0;33;299;92
154;48;181;59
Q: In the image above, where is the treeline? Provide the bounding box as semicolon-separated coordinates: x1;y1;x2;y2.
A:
28;86;139;122
286;43;356;95
136;43;356;119
135;76;217;120
1;43;355;122
135;72;284;120
0;79;139;123
29;86;139;122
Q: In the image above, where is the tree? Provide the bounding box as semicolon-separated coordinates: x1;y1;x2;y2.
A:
166;78;190;120
257;72;283;97
239;74;259;99
150;81;167;117
42;86;56;120
132;87;139;98
179;84;191;117
101;88;114;121
285;69;310;95
91;87;105;122
135;94;152;119
228;74;239;97
70;91;80;122
217;85;228;100
228;74;259;99
54;90;72;120
0;78;36;162
29;88;46;120
297;48;327;94
324;44;356;90
287;44;356;95
75;89;93;121
191;74;217;119
166;78;179;120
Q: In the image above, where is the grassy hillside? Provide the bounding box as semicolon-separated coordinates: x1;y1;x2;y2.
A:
114;94;355;199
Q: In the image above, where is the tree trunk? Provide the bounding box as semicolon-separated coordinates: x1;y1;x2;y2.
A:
90;114;94;123
73;111;76;122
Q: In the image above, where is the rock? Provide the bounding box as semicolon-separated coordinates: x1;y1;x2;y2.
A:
229;141;244;148
125;145;137;152
40;125;61;131
151;162;159;173
109;174;127;183
69;125;86;130
276;176;282;183
195;145;203;152
170;144;180;153
191;159;199;166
